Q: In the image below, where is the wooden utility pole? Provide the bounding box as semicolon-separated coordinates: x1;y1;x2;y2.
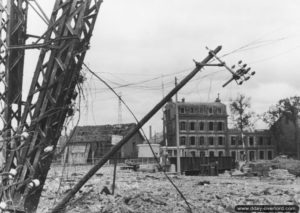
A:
175;77;181;173
51;46;223;213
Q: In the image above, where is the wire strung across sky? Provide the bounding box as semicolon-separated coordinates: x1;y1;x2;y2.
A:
83;62;194;213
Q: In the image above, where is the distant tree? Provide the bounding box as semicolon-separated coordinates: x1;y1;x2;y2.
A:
230;94;255;161
263;96;300;159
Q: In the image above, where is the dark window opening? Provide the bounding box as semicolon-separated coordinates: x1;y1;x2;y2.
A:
180;136;186;145
231;151;236;160
199;122;205;131
199;136;205;145
208;136;214;146
209;122;214;131
259;151;264;159
249;136;254;146
179;121;186;131
267;151;272;159
190;136;196;146
189;122;195;131
218;136;223;145
217;122;223;131
179;107;185;114
231;136;236;145
259;137;263;145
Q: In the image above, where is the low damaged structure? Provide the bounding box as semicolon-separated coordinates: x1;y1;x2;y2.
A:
63;123;144;164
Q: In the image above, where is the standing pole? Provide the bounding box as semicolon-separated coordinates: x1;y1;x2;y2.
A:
51;46;222;213
175;77;181;174
112;158;117;195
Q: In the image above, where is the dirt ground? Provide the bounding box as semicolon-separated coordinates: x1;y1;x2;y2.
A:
38;165;300;213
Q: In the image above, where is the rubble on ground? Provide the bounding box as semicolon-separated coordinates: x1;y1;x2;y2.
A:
38;165;300;213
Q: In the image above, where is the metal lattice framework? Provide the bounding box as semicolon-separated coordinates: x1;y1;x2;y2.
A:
0;0;103;212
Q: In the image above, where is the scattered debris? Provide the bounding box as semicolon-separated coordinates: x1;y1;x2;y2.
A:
197;180;210;186
268;169;295;181
38;166;300;213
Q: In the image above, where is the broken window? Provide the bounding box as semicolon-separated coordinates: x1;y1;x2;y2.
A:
217;122;223;131
238;137;243;146
180;136;186;145
179;121;186;131
240;151;245;160
189;122;195;131
199;136;205;145
218;136;223;145
249;136;254;146
179;107;185;114
267;151;272;159
190;136;196;146
199;121;205;131
208;122;214;131
208;136;214;146
231;136;236;145
190;107;194;113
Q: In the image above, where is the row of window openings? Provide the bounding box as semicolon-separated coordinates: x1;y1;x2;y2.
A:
179;106;222;114
180;136;224;146
230;136;272;146
230;150;273;160
168;150;224;157
180;121;224;131
168;150;272;159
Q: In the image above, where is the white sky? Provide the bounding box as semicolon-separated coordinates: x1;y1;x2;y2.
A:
23;1;300;136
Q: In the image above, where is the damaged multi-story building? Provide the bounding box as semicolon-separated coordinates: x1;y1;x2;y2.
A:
162;97;275;161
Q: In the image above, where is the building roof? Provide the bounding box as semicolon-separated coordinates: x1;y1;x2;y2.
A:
70;123;144;143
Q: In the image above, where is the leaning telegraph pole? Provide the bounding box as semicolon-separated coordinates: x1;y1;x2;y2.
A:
52;45;256;212
51;46;222;212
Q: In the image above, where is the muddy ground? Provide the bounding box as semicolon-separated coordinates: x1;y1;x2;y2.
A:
38;165;300;213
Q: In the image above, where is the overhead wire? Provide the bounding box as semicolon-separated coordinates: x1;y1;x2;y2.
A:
83;62;194;213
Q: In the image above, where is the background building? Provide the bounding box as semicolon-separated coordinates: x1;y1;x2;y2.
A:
164;97;228;158
64;123;144;164
163;97;276;161
228;129;274;161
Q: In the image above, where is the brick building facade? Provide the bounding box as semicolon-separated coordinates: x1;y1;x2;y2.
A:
163;98;275;161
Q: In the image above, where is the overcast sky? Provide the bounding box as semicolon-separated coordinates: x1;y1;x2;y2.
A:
23;1;300;136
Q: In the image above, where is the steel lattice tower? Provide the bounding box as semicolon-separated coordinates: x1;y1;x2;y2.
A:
0;1;103;212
